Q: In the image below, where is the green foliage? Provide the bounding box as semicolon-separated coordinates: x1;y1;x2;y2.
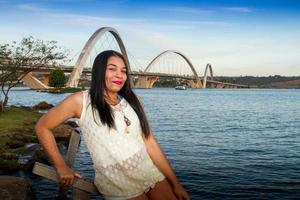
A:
0;36;68;111
152;77;188;88
49;87;83;93
0;136;11;146
0;107;41;168
215;76;300;88
0;106;42;132
48;68;67;88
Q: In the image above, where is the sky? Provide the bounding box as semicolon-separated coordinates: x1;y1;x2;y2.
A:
0;0;300;76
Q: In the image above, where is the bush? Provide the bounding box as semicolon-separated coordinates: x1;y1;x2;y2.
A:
49;69;67;88
0;36;67;112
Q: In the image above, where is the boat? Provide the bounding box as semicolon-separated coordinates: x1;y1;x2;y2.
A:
175;85;186;90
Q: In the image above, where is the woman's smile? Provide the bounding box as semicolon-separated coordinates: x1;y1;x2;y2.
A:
112;80;122;85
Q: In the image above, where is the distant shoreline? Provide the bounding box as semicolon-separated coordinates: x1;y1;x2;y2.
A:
11;75;300;89
214;76;300;89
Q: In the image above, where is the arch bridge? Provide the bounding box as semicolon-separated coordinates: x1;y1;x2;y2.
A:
18;27;248;89
134;50;202;88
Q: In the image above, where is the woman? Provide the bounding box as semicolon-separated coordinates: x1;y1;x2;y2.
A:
35;50;189;200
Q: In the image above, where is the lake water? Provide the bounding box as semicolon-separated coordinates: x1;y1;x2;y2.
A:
7;88;300;199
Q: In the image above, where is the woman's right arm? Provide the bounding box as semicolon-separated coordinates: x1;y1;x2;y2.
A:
35;91;84;186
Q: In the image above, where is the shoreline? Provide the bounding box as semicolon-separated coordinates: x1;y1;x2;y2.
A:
0;104;75;174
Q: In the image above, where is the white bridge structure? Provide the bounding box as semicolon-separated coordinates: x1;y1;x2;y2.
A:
20;27;248;89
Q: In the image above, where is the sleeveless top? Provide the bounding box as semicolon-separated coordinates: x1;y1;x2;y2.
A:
76;91;165;199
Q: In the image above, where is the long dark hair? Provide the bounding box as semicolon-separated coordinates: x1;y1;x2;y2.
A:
89;50;151;138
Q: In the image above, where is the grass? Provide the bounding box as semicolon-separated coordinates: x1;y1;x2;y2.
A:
0;106;42;132
0;106;43;171
48;87;83;93
0;136;11;146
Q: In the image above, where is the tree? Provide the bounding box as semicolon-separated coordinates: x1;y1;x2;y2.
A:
48;69;67;88
0;36;68;112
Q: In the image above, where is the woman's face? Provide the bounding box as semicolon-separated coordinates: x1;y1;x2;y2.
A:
105;55;127;95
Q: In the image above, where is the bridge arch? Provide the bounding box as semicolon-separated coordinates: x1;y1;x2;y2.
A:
66;27;130;87
202;63;213;88
144;50;202;88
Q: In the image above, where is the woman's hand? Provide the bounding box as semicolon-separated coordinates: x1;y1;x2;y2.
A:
56;165;83;187
173;183;190;200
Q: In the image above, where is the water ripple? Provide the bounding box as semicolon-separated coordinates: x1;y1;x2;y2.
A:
7;88;300;199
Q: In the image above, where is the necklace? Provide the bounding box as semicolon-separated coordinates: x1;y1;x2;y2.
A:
104;95;119;106
110;96;131;134
119;107;131;133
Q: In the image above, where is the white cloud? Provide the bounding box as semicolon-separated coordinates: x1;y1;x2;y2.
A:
18;9;232;56
222;7;252;13
16;3;42;11
158;6;213;15
2;3;299;76
157;6;252;15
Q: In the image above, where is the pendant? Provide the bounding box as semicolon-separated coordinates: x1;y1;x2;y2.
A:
123;115;131;126
123;115;131;134
125;125;130;134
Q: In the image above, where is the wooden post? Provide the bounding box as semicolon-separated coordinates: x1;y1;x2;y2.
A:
32;162;99;194
72;188;90;200
32;129;100;199
66;130;81;167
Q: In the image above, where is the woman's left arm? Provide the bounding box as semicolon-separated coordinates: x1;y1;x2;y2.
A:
143;132;190;200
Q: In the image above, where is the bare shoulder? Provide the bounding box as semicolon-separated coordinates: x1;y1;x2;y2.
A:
53;91;85;118
36;91;85;130
66;91;84;105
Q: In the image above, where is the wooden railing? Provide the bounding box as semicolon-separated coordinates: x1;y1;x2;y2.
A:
32;130;101;199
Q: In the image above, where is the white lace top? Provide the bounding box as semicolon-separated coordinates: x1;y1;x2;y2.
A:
76;91;165;199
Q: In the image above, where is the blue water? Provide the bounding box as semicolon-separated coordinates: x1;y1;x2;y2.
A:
7;88;300;199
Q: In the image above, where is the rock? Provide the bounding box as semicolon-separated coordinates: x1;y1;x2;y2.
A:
52;124;73;145
0;152;18;160
65;119;79;128
19;143;68;172
32;145;49;162
0;131;17;137
0;176;36;200
33;101;54;110
0;159;20;172
19;144;50;172
13;133;37;143
19;144;53;172
6;140;25;149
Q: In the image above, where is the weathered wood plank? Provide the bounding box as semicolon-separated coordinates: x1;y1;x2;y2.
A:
72;188;90;200
66;130;81;166
32;162;100;194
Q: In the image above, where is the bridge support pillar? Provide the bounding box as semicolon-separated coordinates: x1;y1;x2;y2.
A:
42;74;49;86
134;76;158;89
147;76;158;88
216;83;224;88
21;72;50;90
135;76;147;88
187;80;202;88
